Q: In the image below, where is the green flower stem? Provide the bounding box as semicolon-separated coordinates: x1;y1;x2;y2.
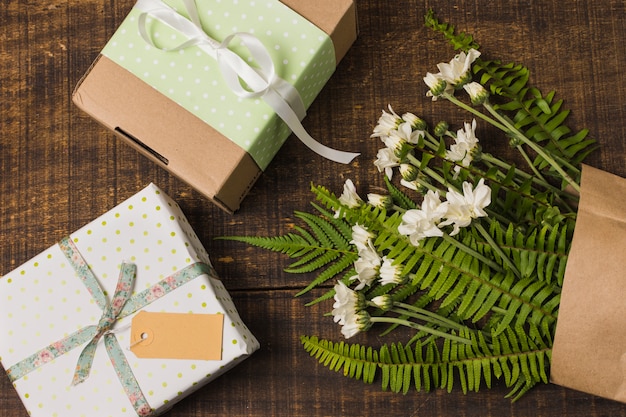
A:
473;221;521;279
484;207;516;226
442;91;580;192
392;301;465;330
441;233;504;274
412;175;440;194
405;154;449;190
423;131;442;151
369;316;471;344
491;306;508;315
482;153;577;213
482;153;552;194
482;101;581;193
442;92;509;131
373;306;460;333
514;145;549;184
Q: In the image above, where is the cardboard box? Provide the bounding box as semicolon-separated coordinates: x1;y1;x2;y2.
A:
0;183;259;416
73;0;358;213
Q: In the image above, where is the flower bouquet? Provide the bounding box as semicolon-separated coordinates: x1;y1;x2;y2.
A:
224;11;602;400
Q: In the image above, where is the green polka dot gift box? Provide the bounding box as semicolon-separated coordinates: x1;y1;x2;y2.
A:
0;183;260;417
73;0;358;213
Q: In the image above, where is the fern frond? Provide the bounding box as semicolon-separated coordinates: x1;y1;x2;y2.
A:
220;204;359;296
474;59;597;182
301;325;550;400
424;9;479;52
385;176;418;210
489;221;570;286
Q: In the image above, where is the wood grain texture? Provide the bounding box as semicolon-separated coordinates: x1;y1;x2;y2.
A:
2;0;626;416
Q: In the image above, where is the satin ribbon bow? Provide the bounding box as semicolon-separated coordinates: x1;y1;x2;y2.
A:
72;262;136;385
134;0;360;164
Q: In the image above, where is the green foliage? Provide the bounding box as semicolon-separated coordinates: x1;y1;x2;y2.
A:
309;184;559;340
301;325;550;401
425;9;597;187
223;9;598;402
424;9;479;52
220;203;358;298
474;60;598;185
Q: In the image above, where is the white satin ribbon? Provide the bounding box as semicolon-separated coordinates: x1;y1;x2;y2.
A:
134;0;359;164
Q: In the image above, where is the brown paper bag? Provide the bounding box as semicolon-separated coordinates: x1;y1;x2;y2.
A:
551;164;626;401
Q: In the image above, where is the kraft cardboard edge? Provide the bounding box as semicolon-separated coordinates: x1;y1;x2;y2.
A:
281;0;358;63
72;55;260;214
72;0;358;213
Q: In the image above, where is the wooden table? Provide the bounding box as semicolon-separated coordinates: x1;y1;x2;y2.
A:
2;1;626;416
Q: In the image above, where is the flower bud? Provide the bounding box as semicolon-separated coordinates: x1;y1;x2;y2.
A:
370;295;394;312
470;144;483;162
434;121;449;137
424;72;448;99
463;81;489;105
367;193;394;210
394;141;413;160
355;310;373;331
454;71;473;89
399;164;419;182
509;137;523;147
402;112;428;131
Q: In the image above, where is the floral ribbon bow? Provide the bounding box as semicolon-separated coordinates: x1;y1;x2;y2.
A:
134;0;360;164
7;237;214;417
71;262;136;385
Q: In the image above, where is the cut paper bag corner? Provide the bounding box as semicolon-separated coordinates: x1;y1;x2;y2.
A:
551;164;626;402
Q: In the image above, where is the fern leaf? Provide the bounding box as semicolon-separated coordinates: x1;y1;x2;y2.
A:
301;325;550;400
424;9;479;51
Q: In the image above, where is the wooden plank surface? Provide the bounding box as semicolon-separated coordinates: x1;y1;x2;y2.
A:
2;0;626;416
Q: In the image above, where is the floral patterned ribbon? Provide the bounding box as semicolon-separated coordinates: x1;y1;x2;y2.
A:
6;236;215;417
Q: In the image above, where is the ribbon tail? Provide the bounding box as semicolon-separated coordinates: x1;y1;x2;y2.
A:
71;333;100;386
105;334;153;416
264;90;360;164
271;76;307;121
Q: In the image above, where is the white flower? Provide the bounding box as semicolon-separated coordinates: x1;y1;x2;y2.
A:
350;223;374;253
367;193;393;210
338;179;362;208
398;190;448;246
436;48;481;87
334;179;363;218
379;256;404;286
400;178;419;191
399;164;418;182
391;121;424;145
370;294;394;311
382;130;406;153
456;119;479;150
340;316;362;338
374;147;400;180
440;178;492;235
371;105;402;139
446;119;479;173
350;241;381;290
332;281;360;325
401;112;426;131
463;81;488;104
340;310;371;339
424;72;450;100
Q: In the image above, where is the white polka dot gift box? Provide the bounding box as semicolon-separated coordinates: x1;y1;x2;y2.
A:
73;0;358;213
0;183;260;417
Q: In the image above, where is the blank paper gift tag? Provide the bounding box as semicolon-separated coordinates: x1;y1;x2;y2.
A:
130;311;224;360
